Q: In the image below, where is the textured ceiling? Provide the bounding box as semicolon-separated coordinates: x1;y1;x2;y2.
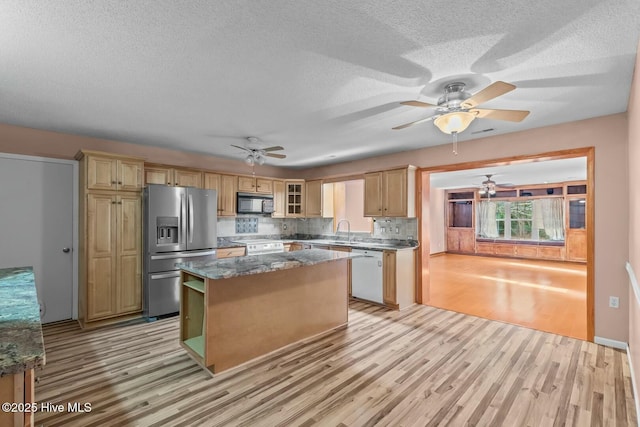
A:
1;1;638;168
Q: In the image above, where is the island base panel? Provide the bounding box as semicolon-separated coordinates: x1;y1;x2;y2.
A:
206;260;349;373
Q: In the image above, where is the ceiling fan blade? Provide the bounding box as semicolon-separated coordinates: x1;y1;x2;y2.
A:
262;146;284;152
400;100;436;108
265;153;286;159
470;108;530;122
461;81;516;108
392;115;438;130
231;144;250;152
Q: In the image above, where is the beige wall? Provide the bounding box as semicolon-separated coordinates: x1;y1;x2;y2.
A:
0;95;633;343
0;123;295;179
302;113;630;342
429;187;446;254
628;42;640;391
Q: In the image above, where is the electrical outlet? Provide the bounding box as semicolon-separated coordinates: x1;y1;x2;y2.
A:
609;296;619;308
395;227;399;234
381;227;386;233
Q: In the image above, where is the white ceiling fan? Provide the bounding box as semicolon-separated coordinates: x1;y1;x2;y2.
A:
231;137;286;166
393;81;530;154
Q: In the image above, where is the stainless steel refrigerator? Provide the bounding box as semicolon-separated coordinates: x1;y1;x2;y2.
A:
143;184;217;318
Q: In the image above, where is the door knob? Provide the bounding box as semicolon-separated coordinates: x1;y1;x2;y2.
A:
62;247;71;253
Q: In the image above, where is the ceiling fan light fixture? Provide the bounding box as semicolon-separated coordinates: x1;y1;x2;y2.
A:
433;111;476;134
256;155;265;165
245;155;255;166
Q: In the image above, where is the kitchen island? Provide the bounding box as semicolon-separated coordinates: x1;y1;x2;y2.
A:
0;266;46;427
176;249;358;374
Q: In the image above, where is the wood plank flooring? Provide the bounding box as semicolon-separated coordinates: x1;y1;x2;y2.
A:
429;254;587;340
35;301;633;426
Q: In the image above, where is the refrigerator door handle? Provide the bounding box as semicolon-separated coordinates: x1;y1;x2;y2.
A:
188;194;194;243
180;193;187;245
150;272;182;280
150;250;216;260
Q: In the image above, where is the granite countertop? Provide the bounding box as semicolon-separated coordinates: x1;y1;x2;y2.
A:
177;248;361;280
286;239;417;251
0;266;46;376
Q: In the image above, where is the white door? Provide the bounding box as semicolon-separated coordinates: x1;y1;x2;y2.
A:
0;153;76;323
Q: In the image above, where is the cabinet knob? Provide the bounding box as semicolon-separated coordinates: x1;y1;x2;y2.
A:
111;181;117;184
175;182;178;185
118;181;122;185
167;182;171;185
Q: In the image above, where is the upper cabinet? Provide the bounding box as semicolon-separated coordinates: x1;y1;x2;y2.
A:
305;180;323;218
285;180;305;217
238;176;273;194
272;180;286;218
364;166;416;217
144;164;202;188
203;173;236;216
78;151;144;192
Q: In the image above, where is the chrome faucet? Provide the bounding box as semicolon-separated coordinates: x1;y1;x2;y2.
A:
336;219;351;243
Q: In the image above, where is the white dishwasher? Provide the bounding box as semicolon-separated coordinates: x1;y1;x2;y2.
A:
351;249;384;304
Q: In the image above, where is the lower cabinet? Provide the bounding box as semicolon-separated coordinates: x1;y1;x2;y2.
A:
181;272;206;364
0;369;35;427
383;250;415;310
446;228;475;253
216;247;246;259
474;241;567;261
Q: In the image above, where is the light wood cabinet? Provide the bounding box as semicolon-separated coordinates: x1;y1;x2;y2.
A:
238;176;273;194
144;165;202;188
382;249;415;310
0;369;35;427
285;180;305;217
364;167;416;217
203;173;236;216
82;151;144;192
566;231;587;262
85;192;142;321
447;228;475;253
272;180;286;218
77;150;144;328
217;247;246;258
305;180;323;217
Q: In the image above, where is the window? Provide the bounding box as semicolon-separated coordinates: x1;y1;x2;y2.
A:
477;198;564;242
326;180;372;233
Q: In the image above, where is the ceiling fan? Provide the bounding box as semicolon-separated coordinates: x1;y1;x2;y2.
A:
393;81;530;154
478;174;514;196
231;137;286;166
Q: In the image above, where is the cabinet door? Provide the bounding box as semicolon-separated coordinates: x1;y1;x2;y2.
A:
305;180;322;217
86;156;118;191
383;251;397;305
256;178;273;194
174;169;203;188
272;180;286;218
238;176;256;192
566;231;587;262
383;169;407;217
364;173;383;216
86;193;117;319
117;194;142;313
118;159;144;191
285;181;305;217
219;174;237;216
145;166;173;186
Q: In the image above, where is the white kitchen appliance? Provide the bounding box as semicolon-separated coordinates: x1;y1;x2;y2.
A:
232;239;285;255
351;249;384;304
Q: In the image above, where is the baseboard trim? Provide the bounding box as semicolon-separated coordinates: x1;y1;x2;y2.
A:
594;336;627;350
626;344;640;425
429;252;446;257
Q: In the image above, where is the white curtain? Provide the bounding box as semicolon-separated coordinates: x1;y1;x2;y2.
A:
477;201;498;238
533;198;564;240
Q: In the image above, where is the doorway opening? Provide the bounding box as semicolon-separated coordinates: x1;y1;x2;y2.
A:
416;148;594;341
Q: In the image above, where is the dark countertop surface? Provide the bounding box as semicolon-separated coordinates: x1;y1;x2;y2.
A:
177;249;360;280
0;266;46;376
217;235;418;252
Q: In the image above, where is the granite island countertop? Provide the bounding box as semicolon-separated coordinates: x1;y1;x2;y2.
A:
177;248;361;280
0;266;46;376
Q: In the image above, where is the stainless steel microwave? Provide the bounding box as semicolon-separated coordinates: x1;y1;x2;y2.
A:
236;192;274;215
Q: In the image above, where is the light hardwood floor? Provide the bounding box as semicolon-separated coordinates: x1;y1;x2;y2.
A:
35;301;634;426
429;254;587;340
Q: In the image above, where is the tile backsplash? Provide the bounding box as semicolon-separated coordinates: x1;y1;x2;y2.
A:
217;216;417;241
